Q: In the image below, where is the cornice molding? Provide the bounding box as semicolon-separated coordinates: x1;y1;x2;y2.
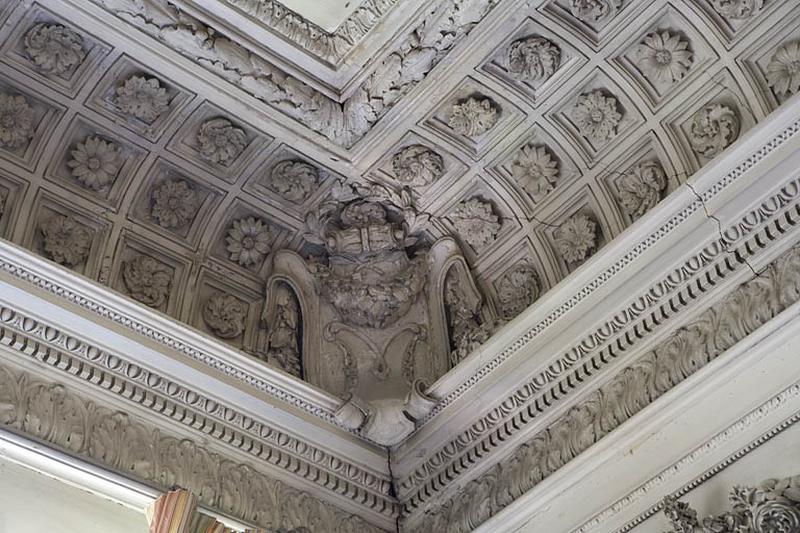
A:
406;226;800;530
222;0;402;64
0;358;386;533
0;300;398;522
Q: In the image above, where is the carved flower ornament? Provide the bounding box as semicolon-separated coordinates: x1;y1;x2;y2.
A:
449;97;499;137
0;92;34;150
203;293;247;339
512;144;559;202
115;75;169;123
450;198;502;249
635;31;693;85
122;255;173;308
507;36;561;84
709;0;764;20
555;213;598;264
24;23;86;75
68;136;122;191
196;117;247;165
767;41;800;96
572;90;622;145
268;160;319;203
226;217;273;267
392;145;445;187
570;0;622;24
497;264;541;319
0;189;7;218
150;179;200;229
689;104;740;159
40;215;92;267
618;160;667;220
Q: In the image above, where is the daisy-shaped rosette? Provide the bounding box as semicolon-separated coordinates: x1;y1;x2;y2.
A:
635;31;693;85
512;144;559;202
0;92;34;150
226;217;273;267
23;23;86;75
115;76;170;123
68;136;122;191
196;118;247;165
555;214;597;265
767;41;800;97
572;90;622;145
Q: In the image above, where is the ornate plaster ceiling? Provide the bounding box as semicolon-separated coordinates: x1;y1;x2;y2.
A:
0;0;800;526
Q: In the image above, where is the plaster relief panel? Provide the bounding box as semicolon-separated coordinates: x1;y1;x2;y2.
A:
207;199;289;278
480;241;552;322
86;55;193;142
0;3;111;98
192;268;264;353
690;0;777;46
243;145;334;216
488;125;583;218
367;132;468;208
0;78;64;172
739;10;800;113
24;191;109;277
423;78;524;160
45;115;148;209
611;5;718;109
0;170;27;240
664;69;756;172
110;231;190;317
598;132;680;228
128;159;223;249
166;101;272;185
548;71;645;165
480;18;587;107
541;0;645;50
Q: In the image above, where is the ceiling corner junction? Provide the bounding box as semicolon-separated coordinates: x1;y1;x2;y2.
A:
1;0;800;531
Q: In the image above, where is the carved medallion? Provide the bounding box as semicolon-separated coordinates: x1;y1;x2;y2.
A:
450;198;502;250
40;215;92;267
512;144;559;202
555;213;597;264
0;92;34;150
634;31;693;85
618;160;667;220
203;293;247;339
115;75;169;123
196;117;247;165
570;0;623;24
507;36;561;84
23;23;85;74
226;217;273;267
391;145;445;187
449;97;499;137
267;160;319;203
150;180;199;229
572;90;622;145
689;104;740;158
767;41;800;96
122;255;173;309
709;0;764;20
68;136;121;191
497;264;541;320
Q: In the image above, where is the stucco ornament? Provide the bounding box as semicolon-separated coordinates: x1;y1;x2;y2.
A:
226;217;273;267
115;76;169;123
662;475;800;533
0;92;34;150
196;117;247;165
122;255;173;308
572;90;622;144
40;215;92;267
689;104;740;158
635;31;693;85
555;214;597;264
150;180;199;229
512;144;559;202
391;145;445;187
619;160;667;219
68;136;121;191
709;0;764;20
0;189;7;218
507;36;561;84
268;160;320;203
570;0;622;23
203;293;247;339
450;198;502;250
449;97;499;137
766;41;800;96
497;264;541;320
23;23;85;74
